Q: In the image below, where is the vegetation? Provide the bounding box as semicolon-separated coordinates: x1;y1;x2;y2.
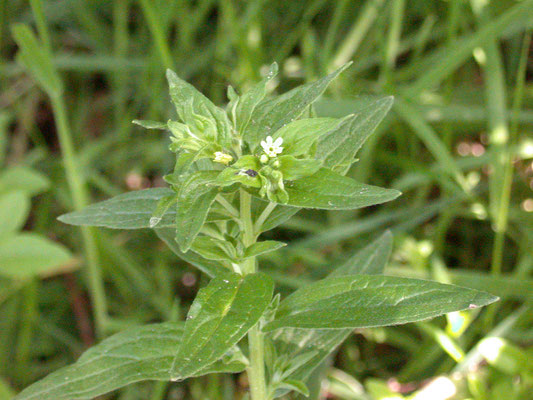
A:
1;1;532;399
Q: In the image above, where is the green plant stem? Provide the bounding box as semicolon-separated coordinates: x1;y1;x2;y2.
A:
248;326;267;400
29;0;51;52
490;31;531;276
14;279;38;373
51;95;108;337
240;189;267;400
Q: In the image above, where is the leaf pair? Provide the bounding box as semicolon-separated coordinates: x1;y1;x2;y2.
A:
58;169;401;231
15;272;274;400
191;236;286;264
267;232;498;393
241;63;352;150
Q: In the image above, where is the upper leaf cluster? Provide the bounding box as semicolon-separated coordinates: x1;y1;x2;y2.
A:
130;63;400;253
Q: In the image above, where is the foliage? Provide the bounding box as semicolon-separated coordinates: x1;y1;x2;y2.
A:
14;63;498;400
1;1;532;399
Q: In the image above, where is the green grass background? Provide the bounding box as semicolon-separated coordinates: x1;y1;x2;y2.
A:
0;0;532;399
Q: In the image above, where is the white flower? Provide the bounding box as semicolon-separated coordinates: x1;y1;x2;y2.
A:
213;151;233;165
261;136;283;158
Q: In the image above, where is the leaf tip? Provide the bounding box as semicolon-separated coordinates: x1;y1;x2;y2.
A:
166;68;178;83
57;213;71;225
175;236;191;253
268;61;279;76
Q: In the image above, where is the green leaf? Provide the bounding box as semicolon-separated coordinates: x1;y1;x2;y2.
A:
132;119;168;130
277;156;322;181
316;96;393;174
264;275;498;331
258;204;301;233
272;118;340;157
175;171;219;252
149;193;179;228
11;24;63;97
215;155;262;189
0;233;72;279
170;272;274;379
165;152;196;184
0;166;50;196
329;230;392;277
0;191;30;239
270;328;348;386
236;62;279;133
281;168;401;210
272;379;310;398
154;227;228;277
58;188;176;229
166;69;232;147
243;63;352;149
190;236;237;262
269;233;394;385
14;322;246;400
244;241;286;259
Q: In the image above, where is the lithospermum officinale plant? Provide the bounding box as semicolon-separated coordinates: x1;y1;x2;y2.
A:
16;63;498;400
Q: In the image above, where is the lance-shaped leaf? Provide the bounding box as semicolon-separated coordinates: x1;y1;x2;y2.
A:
257;204;301;233
236;62;278;133
264;275;498;332
277;156;322;181
270;328;348;387
190;236;238;262
170;272;274;379
269;233;393;385
243;63;351;149
58;188;176;229
316;96;393;174
281;168;400;210
271;118;340;157
166;69;232;147
14;323;246;400
175;171;219;252
244;241;286;259
150;193;179;228
132;119;168;130
155;227;228;278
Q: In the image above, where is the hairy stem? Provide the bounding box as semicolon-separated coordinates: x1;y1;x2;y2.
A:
240;189;267;400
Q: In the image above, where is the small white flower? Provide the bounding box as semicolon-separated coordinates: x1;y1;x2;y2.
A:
213;151;233;165
261;136;283;158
